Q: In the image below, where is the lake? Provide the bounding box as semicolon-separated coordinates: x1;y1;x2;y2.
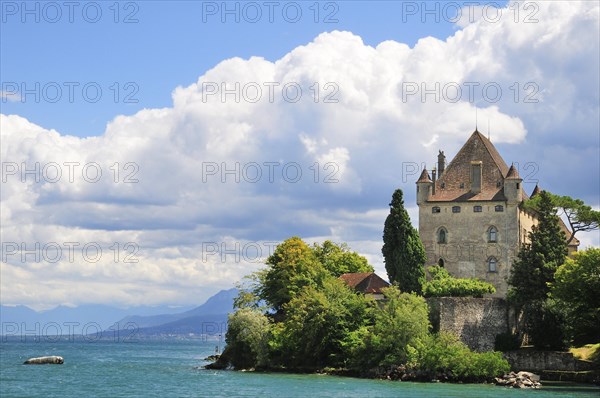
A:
1;338;598;397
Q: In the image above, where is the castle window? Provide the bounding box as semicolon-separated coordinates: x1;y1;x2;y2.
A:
516;183;520;189
438;258;445;267
460;183;465;189
488;226;498;242
441;182;446;189
473;205;482;213
495;205;504;212
452;206;461;213
437;228;447;244
497;181;502;188
432;206;441;214
487;257;498;272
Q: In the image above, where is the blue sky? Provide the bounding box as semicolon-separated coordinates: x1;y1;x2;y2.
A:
1;1;599;309
2;1;482;136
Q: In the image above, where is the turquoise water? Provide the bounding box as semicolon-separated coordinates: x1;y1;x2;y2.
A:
1;338;598;397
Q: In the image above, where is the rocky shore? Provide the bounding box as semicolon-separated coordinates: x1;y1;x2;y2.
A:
494;371;542;388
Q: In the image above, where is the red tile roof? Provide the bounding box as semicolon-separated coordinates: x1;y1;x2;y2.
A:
426;130;517;202
417;169;432;183
339;272;390;294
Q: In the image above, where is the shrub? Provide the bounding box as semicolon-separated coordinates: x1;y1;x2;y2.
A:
277;278;371;369
419;333;510;381
423;266;495;298
352;287;430;369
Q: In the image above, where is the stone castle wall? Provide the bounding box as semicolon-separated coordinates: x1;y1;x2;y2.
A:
428;297;597;375
419;202;522;297
427;297;510;352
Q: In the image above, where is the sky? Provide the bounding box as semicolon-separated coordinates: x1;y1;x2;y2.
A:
1;0;599;310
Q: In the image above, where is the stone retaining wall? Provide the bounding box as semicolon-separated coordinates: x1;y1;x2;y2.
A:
427;297;509;352
503;350;596;372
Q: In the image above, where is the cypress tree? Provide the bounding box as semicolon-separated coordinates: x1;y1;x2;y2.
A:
382;189;426;294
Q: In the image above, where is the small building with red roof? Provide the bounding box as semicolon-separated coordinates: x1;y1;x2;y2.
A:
339;272;390;300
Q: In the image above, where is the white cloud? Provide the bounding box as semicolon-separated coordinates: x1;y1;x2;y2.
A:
0;91;21;102
1;1;598;308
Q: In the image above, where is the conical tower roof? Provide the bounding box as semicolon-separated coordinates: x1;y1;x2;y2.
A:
416;168;432;183
505;163;521;179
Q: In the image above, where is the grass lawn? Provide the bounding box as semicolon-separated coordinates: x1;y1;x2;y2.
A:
570;343;600;362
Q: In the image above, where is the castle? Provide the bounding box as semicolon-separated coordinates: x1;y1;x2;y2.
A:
416;130;578;297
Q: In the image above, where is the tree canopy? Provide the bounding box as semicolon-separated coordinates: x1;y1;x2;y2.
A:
509;190;568;305
272;278;371;368
260;237;329;312
354;287;430;368
551;248;600;345
223;308;271;369
312;240;374;277
220;237;509;381
524;192;599;244
382;189;426;294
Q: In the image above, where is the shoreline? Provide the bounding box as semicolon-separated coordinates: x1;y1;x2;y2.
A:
205;357;600;387
205;361;600;388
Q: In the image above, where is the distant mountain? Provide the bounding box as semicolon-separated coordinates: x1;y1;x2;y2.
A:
183;287;238;316
1;288;238;337
135;314;229;336
0;303;193;332
116;288;237;336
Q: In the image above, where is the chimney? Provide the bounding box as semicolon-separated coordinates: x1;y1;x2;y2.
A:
438;150;446;176
432;167;437;195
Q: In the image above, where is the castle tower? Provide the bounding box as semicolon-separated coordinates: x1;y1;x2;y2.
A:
416;168;432;205
504;163;523;204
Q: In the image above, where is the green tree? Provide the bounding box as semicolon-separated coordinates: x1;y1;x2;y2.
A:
382;189;426;294
260;237;328;312
524;298;568;350
551;248;600;344
525;193;600;244
233;272;265;310
508;190;568;305
508;190;568;349
220;236;512;381
423;265;495;298
312;240;374;277
274;278;371;369
355;287;430;368
223;308;271;369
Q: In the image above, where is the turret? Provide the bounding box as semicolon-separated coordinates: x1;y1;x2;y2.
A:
416;168;432;205
504;163;523;204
